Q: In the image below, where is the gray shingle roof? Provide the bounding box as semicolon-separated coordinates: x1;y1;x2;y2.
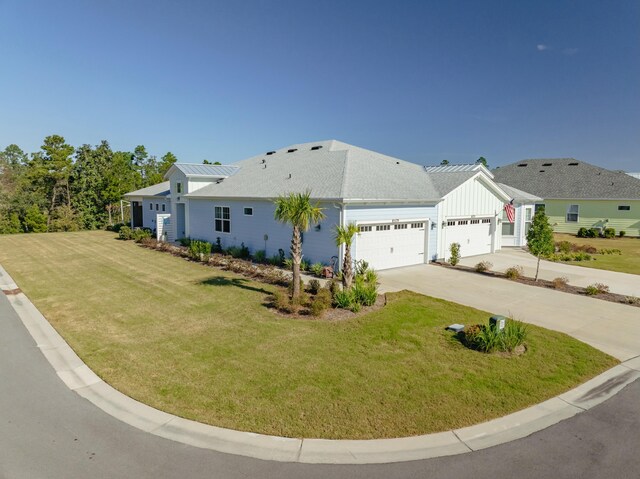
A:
186;140;479;202
168;163;240;178
124;181;170;198
493;159;640;200
497;183;542;203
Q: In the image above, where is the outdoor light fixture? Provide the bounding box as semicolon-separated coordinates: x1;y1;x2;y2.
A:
431;222;436;230
442;221;446;228
315;224;321;232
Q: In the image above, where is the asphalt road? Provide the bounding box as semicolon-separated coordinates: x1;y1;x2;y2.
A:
1;292;639;479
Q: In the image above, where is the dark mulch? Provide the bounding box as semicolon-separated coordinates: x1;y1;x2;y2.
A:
435;262;640;308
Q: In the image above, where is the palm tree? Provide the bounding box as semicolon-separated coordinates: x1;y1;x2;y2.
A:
335;222;359;290
274;191;325;299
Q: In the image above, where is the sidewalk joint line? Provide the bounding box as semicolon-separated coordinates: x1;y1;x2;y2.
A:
557;396;586;412
451;430;473;452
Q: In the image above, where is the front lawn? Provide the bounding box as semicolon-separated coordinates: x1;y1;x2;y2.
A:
555;233;640;275
0;231;617;439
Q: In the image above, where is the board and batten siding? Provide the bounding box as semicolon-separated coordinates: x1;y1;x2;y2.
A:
141;198;170;231
541;199;640;237
187;198;341;264
344;204;438;261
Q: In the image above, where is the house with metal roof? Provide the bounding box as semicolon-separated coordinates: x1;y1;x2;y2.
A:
123;181;171;231
493;159;640;237
125;141;515;270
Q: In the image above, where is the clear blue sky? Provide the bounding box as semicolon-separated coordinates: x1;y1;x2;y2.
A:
1;0;638;170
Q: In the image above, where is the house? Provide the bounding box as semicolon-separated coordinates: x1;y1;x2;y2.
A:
125;141;514;270
123;182;171;232
496;183;542;247
493;159;640;237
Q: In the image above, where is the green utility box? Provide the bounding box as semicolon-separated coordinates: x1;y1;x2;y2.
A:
489;315;507;331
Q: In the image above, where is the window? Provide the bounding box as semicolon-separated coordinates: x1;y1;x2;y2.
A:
214;206;231;233
501;210;514;236
376;224;390;231
447;220;456;226
176;182;182;194
394;223;407;230
411;222;424;228
481;218;491;224
457;220;468;225
470;219;480;224
149;203;152;210
162;204;166;212
566;204;579;222
243;207;253;216
618;205;631;211
535;203;545;213
524;207;533;234
155;203;159;211
359;225;372;232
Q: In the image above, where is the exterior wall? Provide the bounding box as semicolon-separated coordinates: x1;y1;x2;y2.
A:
188;178;215;193
344;204;439;261
501;203;534;247
541;199;640;237
186;198;341;264
141;198;171;232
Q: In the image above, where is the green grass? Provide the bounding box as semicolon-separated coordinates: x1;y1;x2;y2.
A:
555;233;640;275
0;231;618;439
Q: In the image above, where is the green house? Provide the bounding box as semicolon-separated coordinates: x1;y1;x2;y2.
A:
493;159;640;237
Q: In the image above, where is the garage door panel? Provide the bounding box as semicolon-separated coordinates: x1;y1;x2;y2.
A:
444;218;492;259
355;222;426;270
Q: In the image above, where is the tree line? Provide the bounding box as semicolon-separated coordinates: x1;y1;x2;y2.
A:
0;135;178;234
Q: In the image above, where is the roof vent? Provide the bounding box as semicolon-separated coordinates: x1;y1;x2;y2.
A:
396;161;400;165
568;162;579;166
539;170;545;173
517;163;528;167
288;173;292;179
266;151;275;155
287;148;297;153
310;145;323;151
542;162;552;166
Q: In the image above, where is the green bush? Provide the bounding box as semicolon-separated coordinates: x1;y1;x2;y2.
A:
118;226;133;240
131;228;152;243
333;289;353;309
475;261;492;273
327;279;341;298
449;242;461;266
463;319;528;353
227;242;251;259
556;240;572;253
178;237;191;247
273;290;298;314
619;230;626;237
310;262;324;277
599;248;621;255
585;283;609;295
188;240;212;262
253;250;266;263
310;289;332;317
300;259;310;271
505;265;523;280
351;277;378;306
501;320;529;352
283;258;293;270
603;227;615;238
308;279;321;295
287;278;304;297
577;227;588;238
268;254;283;266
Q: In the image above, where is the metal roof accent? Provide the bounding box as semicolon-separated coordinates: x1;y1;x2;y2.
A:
123;181;171;198
170;163;240;177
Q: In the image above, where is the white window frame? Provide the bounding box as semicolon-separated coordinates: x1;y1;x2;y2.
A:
524;207;533;235
501;210;515;236
566;204;579;222
243;207;253;216
214;206;231;233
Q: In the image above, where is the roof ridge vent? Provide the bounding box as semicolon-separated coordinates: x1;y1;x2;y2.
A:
568;162;579;166
287;148;298;153
310;145;323;151
542;162;553;166
266;151;275;155
517;163;528;167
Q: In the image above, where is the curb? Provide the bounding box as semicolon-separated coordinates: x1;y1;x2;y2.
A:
1;264;638;464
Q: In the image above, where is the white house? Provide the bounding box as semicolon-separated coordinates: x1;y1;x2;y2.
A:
125;141;515;270
496;183;542;247
123;182;171;233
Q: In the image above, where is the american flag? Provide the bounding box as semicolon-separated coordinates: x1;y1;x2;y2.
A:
504;201;515;223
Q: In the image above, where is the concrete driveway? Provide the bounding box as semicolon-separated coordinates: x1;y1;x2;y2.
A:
379;264;640;361
457;249;639;297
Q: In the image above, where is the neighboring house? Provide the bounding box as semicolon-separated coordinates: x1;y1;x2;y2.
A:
496;183;542;247
493;159;640;237
123;182;171;233
125;141;513;270
628;172;640;180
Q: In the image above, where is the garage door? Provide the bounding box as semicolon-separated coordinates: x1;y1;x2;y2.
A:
354;221;426;271
444;218;493;259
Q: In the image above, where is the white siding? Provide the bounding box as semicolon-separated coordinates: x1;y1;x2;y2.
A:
345;204;439;261
187;199;341;265
502;203;535;247
141;198;171;231
188;178;215;193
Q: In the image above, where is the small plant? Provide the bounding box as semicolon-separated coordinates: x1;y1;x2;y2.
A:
327;279;341;298
253;250;267;263
268;254;282;266
355;260;370;277
213;237;223;253
300;259;310;271
310;289;332;317
272;290;298;314
351;277;378;306
283;258;293;270
227;242;251;259
619;230;626;237
288;278;304;298
505;265;524;280
188;239;212;262
333;289;353;309
131;228;152;243
599;248;622;255
603;227;616;238
308;279;321;295
178;237;192;247
350;301;361;313
625;295;639;305
449;242;461;266
500;319;529;352
585;283;609;295
475;261;492;273
310;262;324;277
552;276;569;289
364;269;378;285
462;318;528;353
577;227;588;238
118;225;133;240
556;240;572;254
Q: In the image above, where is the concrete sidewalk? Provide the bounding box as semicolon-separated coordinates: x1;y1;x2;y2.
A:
2;262;640;465
379;264;640;361
458;249;639;297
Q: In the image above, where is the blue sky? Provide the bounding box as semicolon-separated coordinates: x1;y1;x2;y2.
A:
0;0;638;170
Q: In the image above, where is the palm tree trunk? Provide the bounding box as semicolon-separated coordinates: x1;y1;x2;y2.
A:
291;225;302;299
343;244;353;290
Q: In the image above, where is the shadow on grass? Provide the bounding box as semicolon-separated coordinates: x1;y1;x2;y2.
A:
198;276;271;295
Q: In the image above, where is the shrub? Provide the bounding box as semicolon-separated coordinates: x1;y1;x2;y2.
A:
599;248;621;255
475;261;492;273
505;265;524;280
552;276;569;289
586;283;609;295
107;222;126;233
132;228;152;243
273;290;298;314
364;269;378;285
333;289;353;309
619;230;626;237
283;258;293;270
288;278;304;297
118;225;133;240
625;295;639;305
253;250;267;263
603;227;616;238
463;319;528;353
300;259;310;271
327;279;341;298
188;239;212;262
586;228;599;238
355;260;370;277
310;299;328;317
350;301;361;313
501;320;529;353
213;237;223;253
573;252;592;261
315;288;332;308
310;262;324;277
308;279;321;295
449;242;461;266
178;237;191;247
268;254;283;266
556;240;573;254
351;278;378;306
577;227;588;238
227;242;251;259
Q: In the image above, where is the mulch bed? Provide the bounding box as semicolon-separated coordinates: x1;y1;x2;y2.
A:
434;262;640;308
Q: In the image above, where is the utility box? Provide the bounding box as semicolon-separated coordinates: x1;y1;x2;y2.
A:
489;315;507;331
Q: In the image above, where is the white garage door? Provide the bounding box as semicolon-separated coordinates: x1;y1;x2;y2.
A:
354;221;426;271
444;218;493;259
